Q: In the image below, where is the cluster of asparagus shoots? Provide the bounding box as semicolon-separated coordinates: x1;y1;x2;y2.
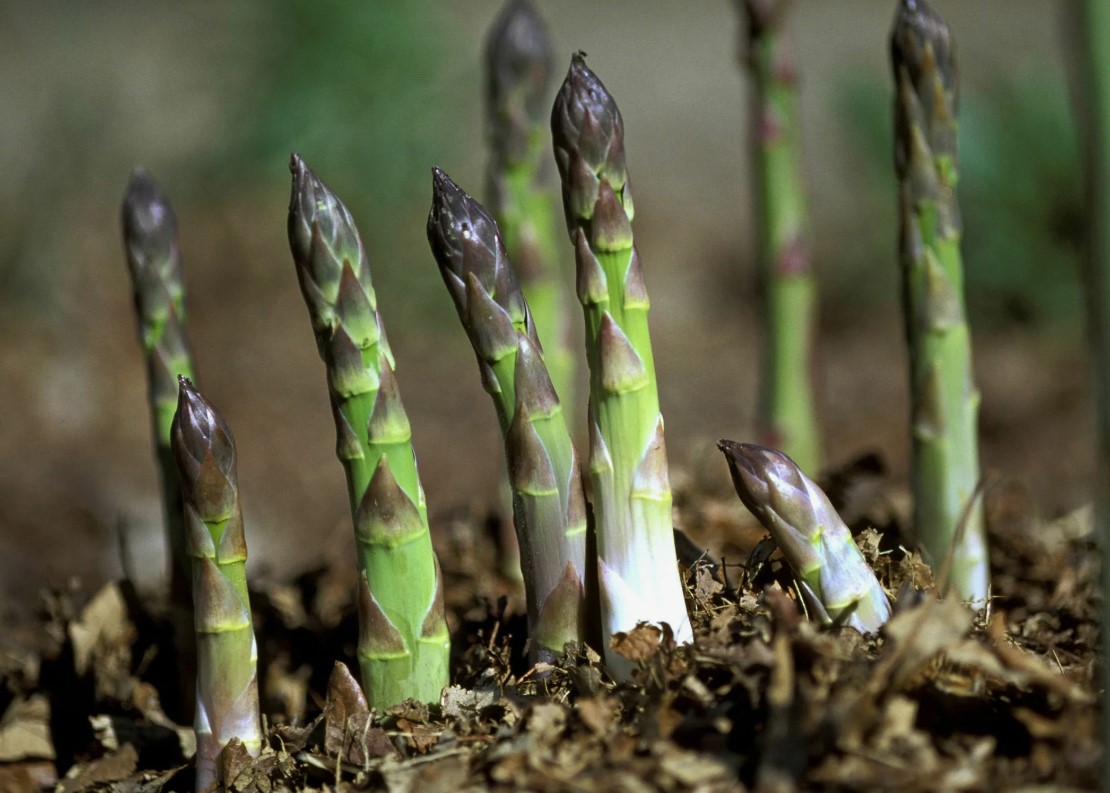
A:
891;0;989;605
738;0;821;475
287;156;451;709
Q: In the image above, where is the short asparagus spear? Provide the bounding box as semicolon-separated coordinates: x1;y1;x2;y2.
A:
427;168;587;662
287;155;450;708
739;0;821;474
121;169;197;718
172;377;261;792
484;0;575;414
551;55;692;670
890;0;989;604
718;440;890;633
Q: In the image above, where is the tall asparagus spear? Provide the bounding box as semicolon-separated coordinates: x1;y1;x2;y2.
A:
121;169;197;718
718;441;890;633
484;0;575;415
287;155;450;708
739;0;821;475
171;378;261;793
551;55;692;671
890;0;988;604
427;168;587;662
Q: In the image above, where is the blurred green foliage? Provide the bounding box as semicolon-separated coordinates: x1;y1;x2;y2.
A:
839;70;1084;331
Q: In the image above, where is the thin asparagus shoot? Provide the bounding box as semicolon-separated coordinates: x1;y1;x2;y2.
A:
427;168;588;663
172;377;261;792
551;54;692;672
739;0;821;474
890;0;989;604
484;0;575;415
718;440;890;633
121;169;197;718
287;155;450;708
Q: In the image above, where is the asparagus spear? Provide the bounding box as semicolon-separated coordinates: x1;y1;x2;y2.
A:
739;0;821;475
718;440;890;633
121;169;197;718
171;377;261;792
484;0;575;415
890;0;989;604
287;155;450;708
551;55;692;670
427;168;587;662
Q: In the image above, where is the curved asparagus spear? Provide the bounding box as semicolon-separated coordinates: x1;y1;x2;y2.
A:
287;155;450;708
427;168;587;662
172;378;261;792
551;55;692;670
484;0;575;414
718;440;890;633
121;169;197;718
890;0;988;604
739;0;821;474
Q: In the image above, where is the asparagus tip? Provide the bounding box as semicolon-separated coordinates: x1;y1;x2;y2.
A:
122;168;175;247
891;0;952;76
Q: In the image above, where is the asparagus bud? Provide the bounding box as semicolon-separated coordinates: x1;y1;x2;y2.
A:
172;378;261;792
718;441;890;633
121;169;197;719
288;155;450;708
738;0;821;474
484;0;575;415
890;0;989;604
428;168;587;662
551;55;691;673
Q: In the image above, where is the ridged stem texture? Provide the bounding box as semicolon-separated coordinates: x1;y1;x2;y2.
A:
172;378;260;793
891;0;988;605
1075;0;1110;771
484;0;575;416
121;169;197;719
551;55;692;673
742;0;821;475
428;169;588;663
288;156;449;708
718;441;890;633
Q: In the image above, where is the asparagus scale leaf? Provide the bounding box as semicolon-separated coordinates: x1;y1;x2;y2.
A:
121;169;197;719
484;0;575;416
551;54;692;672
890;0;989;604
718;440;890;633
287;155;449;708
427;168;588;662
740;0;821;474
172;378;261;792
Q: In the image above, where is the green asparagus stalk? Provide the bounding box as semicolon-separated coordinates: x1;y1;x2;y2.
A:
484;0;575;416
287;155;449;708
121;169;197;719
551;55;692;670
740;0;821;475
427;168;587;662
1074;0;1110;771
718;440;890;632
890;0;989;605
171;377;261;792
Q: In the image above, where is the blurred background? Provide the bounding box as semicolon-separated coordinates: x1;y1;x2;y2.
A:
0;0;1091;617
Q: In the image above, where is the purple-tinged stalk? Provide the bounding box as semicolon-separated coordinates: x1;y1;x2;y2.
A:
172;378;261;792
121;169;197;719
484;0;575;416
551;54;691;674
287;156;449;708
739;0;821;474
890;0;989;605
427;168;588;663
718;441;890;633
